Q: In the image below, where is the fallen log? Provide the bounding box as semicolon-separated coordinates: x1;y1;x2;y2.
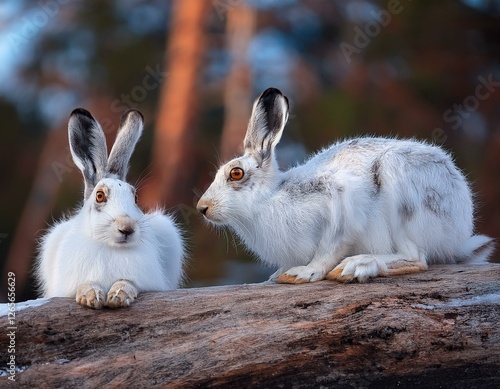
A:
1;264;499;388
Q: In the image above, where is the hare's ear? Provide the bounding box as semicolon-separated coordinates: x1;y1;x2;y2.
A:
68;108;108;199
243;87;289;164
107;110;144;180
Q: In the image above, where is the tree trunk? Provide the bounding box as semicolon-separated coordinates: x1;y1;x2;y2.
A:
142;0;209;209
2;265;499;388
219;4;256;161
2;123;67;300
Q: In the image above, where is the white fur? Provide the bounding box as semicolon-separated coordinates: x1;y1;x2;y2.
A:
38;193;183;297
35;109;184;305
197;88;494;284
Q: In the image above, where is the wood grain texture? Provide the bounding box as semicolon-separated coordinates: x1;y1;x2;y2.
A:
2;265;499;388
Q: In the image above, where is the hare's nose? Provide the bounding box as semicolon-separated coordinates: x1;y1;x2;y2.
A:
116;215;136;236
196;198;211;216
197;206;209;216
118;227;135;236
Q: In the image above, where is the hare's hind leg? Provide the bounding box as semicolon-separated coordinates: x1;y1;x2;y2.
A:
106;279;138;308
326;253;428;283
76;283;106;309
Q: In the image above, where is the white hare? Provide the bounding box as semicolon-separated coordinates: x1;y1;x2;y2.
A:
197;87;494;284
36;109;184;308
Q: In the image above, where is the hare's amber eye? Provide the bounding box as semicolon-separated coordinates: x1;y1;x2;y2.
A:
96;190;107;203
229;167;244;181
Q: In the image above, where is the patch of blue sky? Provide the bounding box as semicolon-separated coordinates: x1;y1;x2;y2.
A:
460;0;500;14
342;0;381;23
247;0;298;10
248;28;297;93
114;1;170;36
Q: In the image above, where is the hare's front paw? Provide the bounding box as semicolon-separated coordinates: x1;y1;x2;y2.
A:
326;254;386;283
76;283;105;309
275;265;326;284
106;280;138;308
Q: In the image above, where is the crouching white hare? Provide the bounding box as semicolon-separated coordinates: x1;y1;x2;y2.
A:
36;109;184;308
197;87;494;284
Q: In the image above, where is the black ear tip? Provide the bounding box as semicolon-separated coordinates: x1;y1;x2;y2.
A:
261;87;283;99
259;87;289;111
70;108;94;120
120;109;144;126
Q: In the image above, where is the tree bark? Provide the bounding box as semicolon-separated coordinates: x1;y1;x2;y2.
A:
2;265;499;388
142;0;209;209
219;4;256;161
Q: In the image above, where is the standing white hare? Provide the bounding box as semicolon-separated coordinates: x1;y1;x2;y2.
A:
197;87;494;284
36;109;184;308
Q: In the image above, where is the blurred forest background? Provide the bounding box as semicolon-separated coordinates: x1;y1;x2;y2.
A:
1;0;499;302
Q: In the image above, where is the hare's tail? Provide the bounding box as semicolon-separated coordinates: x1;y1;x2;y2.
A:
461;235;495;263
